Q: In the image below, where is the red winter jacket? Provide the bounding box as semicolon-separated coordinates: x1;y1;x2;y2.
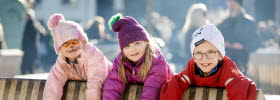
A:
160;56;256;100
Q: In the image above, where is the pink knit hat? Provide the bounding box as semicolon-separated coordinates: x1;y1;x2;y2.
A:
48;13;88;54
109;13;149;50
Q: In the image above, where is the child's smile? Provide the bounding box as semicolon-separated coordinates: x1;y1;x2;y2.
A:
131;52;139;56
68;48;78;53
200;62;212;67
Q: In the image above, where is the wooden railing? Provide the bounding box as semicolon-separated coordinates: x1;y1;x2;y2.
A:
0;78;266;100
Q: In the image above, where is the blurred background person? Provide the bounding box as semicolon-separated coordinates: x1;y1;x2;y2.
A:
38;21;56;72
168;3;209;72
149;12;175;51
20;9;46;74
257;20;279;48
179;3;209;62
85;16;115;44
149;12;175;48
217;0;262;75
86;16;106;40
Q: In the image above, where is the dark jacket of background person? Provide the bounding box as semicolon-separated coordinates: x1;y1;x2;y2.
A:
218;13;262;74
20;12;45;74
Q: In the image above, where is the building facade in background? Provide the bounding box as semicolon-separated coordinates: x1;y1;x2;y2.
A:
33;0;96;27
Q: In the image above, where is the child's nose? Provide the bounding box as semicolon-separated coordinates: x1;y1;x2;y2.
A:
131;45;138;50
201;54;208;60
69;44;74;48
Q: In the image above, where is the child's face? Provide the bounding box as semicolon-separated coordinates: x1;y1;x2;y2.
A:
123;41;148;63
193;41;223;73
60;39;84;60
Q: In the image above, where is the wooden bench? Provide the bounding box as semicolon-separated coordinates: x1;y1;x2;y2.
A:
0;78;266;100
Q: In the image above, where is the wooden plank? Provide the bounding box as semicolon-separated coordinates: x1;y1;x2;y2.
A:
135;85;143;100
222;88;228;100
3;79;11;100
14;79;22;100
8;79;18;100
216;88;224;100
62;81;69;100
19;80;29;100
182;87;190;100
25;80;34;100
37;80;45;100
128;85;137;100
189;87;196;100
0;79;6;100
208;88;217;100
194;87;204;100
30;80;41;100
202;87;210;100
122;84;130;100
65;81;76;100
73;81;81;100
78;82;86;100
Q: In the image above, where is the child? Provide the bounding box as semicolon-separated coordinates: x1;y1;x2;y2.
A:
43;13;112;100
160;24;256;100
102;13;174;100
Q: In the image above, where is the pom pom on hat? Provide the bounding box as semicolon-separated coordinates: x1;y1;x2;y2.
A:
108;13;123;30
48;13;65;30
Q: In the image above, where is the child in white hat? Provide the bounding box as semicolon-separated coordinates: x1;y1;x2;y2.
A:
160;24;256;100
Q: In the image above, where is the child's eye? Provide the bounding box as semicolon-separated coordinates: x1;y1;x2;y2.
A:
73;39;78;42
124;45;130;49
194;52;202;54
207;51;216;54
63;42;69;46
195;53;203;55
135;41;142;45
72;39;81;44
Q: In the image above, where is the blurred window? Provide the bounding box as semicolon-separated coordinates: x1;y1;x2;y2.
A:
62;0;77;5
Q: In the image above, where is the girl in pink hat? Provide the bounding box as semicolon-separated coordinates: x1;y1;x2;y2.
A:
102;13;174;100
43;13;112;100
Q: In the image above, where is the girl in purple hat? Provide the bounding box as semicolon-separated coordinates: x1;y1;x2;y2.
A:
102;13;174;100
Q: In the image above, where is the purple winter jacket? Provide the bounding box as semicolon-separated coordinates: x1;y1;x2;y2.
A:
102;49;174;100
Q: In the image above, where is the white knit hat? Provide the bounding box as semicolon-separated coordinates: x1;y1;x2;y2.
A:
190;24;225;57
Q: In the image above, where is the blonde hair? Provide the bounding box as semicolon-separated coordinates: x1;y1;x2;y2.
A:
118;43;155;84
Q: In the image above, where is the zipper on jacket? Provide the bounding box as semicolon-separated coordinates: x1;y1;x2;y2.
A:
132;67;135;75
70;62;85;81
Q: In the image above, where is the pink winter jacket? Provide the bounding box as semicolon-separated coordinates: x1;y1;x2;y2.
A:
43;44;112;100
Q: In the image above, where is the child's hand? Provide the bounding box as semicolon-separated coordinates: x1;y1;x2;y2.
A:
180;74;190;84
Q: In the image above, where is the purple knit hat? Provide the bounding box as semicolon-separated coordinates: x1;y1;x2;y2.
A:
48;13;88;54
110;14;149;50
